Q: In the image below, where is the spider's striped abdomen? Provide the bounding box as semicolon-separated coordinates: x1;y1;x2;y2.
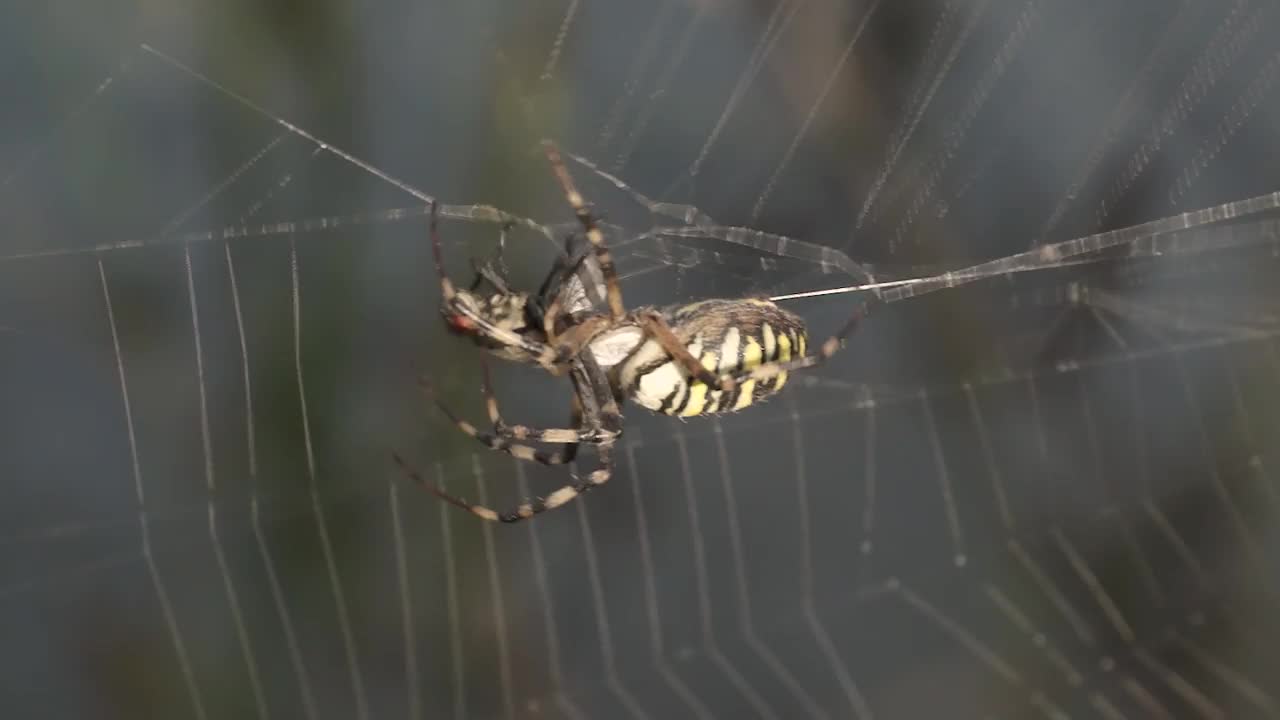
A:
617;298;807;416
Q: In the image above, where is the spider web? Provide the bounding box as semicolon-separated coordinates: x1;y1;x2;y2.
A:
3;1;1280;718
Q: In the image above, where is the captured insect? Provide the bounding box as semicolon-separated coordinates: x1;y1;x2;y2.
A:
395;141;871;522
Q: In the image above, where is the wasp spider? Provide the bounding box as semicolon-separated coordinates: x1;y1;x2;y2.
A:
397;141;870;523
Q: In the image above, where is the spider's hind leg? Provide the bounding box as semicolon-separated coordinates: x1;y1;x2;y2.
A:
395;448;614;523
419;355;619;466
402;354;620;523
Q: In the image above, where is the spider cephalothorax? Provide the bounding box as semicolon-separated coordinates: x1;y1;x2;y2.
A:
398;140;870;522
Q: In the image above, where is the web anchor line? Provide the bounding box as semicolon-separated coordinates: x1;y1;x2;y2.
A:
769;189;1280;304
14;44;1276;330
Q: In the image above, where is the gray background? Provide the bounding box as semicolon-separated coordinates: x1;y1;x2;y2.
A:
2;0;1279;718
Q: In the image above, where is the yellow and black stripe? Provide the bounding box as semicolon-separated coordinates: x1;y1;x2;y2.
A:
618;298;808;417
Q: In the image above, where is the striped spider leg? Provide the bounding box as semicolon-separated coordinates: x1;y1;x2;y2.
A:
413;353;607;466
541;140;874;403
541;141;755;386
399;351;622;523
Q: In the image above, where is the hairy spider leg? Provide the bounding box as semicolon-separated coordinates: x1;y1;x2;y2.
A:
549;147;879;389
417;356;616;464
541;142;745;389
407;352;622;522
543;140;626;321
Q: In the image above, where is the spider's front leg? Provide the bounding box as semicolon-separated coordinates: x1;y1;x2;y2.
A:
543;140;625;321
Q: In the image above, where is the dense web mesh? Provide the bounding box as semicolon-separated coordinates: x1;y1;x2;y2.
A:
3;1;1280;718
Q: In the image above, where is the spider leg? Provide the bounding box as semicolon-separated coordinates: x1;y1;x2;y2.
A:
635;310;729;389
585;308;762;393
545;313;617;365
418;364;606;466
396;449;614;523
539;145;685;373
405;353;621;523
543;140;626;321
